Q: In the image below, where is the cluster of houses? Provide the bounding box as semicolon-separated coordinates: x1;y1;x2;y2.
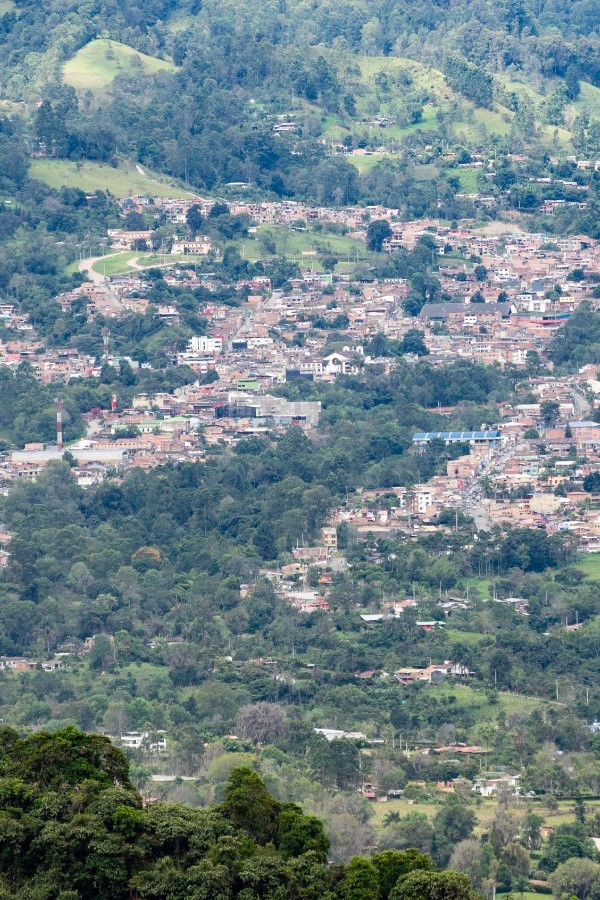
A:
2;191;600;546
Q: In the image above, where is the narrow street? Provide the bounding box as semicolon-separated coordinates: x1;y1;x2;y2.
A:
79;253;124;311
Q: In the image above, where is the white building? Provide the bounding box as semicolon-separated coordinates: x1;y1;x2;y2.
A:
171;238;212;255
189;336;223;354
115;731;168;753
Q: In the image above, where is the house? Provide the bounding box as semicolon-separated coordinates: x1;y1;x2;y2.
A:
0;657;36;671
40;659;65;671
495;597;529;615
107;229;153;249
473;774;520;797
321;526;338;548
361;783;377;800
322;352;353;376
113;731;168;753
394;661;467;683
314;728;367;741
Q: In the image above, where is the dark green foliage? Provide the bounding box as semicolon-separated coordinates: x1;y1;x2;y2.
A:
0;729;477;900
399;329;429;357
565;65;581;100
443;57;493;108
540;822;599;871
341;857;380;900
366;220;393;252
501;527;560;572
309;737;360;789
583;471;600;493
372;849;435;900
389;869;480;900
222;766;282;844
550;303;600;368
0;725;132;789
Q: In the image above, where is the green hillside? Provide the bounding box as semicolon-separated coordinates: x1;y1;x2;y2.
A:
63;38;176;92
28;158;186;198
318;54;517;150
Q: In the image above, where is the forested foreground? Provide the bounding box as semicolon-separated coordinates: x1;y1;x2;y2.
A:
0;726;480;900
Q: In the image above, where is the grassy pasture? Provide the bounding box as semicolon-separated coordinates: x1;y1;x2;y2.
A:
29;159;186;199
63;39;175;92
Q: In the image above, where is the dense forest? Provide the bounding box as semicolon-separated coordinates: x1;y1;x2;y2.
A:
0;726;482;899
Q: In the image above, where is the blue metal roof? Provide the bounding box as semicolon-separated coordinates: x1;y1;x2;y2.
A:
413;430;501;440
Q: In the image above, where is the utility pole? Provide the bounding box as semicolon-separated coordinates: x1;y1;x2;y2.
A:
55;399;64;452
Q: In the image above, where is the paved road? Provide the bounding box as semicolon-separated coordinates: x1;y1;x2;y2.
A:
573;387;590;419
460;441;526;532
79;253;124;310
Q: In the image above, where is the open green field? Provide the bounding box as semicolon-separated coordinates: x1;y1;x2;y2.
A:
348;153;398;172
499;72;600;123
357;56;448;96
445;628;491;646
240;226;372;268
574;81;600;118
497;74;543;104
90;252;212;276
497;893;548;899
64;259;83;276
29;159;186;198
432;683;550;720
91;252;136;276
445;167;480;192
320;52;556;150
370;798;441;826
455;107;513;140
371;794;597;845
138;253;209;267
63;39;176;91
86;225;373;277
356;56;514;139
574;551;600;578
463;576;493;599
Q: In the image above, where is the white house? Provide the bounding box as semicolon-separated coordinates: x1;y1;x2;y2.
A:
115;731;168;753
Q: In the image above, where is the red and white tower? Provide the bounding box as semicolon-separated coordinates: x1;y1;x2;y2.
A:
102;326;110;358
55;398;64;452
111;393;117;413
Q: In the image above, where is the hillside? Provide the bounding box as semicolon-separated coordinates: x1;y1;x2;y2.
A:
63;38;176;92
29;157;187;197
0;0;596;211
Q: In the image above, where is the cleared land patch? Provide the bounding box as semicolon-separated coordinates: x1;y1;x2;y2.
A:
29;159;186;198
63;39;175;92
